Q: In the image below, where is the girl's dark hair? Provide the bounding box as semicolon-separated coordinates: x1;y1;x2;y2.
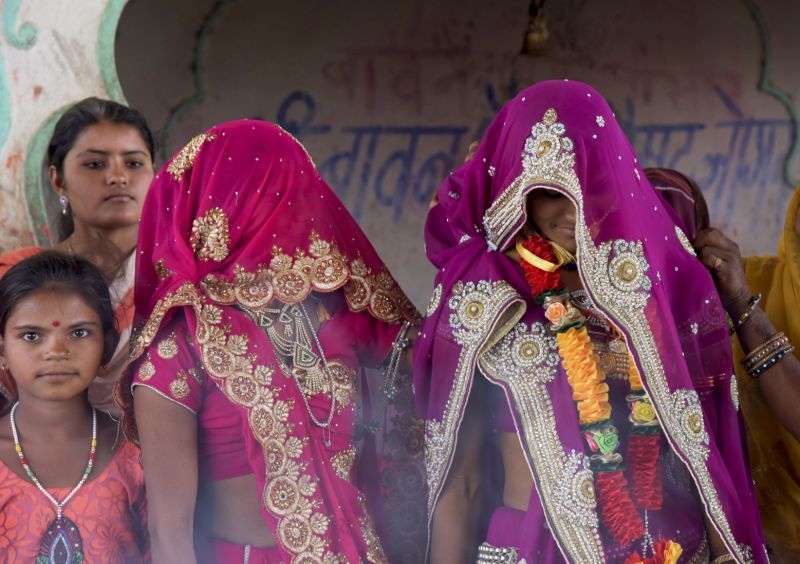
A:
48;97;156;241
0;251;119;364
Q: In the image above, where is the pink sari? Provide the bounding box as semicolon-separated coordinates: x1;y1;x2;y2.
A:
118;121;426;562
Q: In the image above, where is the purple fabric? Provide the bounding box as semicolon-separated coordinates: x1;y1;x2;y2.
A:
414;80;765;561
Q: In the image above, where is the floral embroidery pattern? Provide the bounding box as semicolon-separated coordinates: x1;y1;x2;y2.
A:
137;353;155;381
131;286;336;562
330;447;356;481
167;133;216;181
169;370;191;400
191;207;231;262
157;332;179;360
200;230;419;324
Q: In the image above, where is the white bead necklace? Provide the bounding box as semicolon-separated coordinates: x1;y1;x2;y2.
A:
9;402;97;519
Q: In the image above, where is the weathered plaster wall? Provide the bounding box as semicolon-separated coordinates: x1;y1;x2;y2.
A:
114;0;800;306
0;0;126;249
2;1;798;309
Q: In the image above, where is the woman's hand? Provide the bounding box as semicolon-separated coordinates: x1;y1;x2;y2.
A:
693;228;751;316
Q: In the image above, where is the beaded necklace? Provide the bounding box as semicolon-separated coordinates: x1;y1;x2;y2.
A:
242;302;337;446
10;402;96;563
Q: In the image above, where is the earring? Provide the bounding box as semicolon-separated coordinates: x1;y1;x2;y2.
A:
59;194;69;216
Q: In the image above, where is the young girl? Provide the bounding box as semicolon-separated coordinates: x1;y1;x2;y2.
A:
0;251;147;562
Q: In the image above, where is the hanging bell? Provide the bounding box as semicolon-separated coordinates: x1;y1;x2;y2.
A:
520;0;549;57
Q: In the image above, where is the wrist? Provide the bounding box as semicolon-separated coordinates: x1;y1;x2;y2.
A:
722;288;752;319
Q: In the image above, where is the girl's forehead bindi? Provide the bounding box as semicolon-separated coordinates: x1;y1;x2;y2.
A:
52;320;61;327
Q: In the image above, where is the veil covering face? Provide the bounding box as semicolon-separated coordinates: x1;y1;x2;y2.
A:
118;120;424;562
413;81;765;562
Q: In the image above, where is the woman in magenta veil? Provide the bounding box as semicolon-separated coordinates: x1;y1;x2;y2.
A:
414;81;765;563
118;120;426;563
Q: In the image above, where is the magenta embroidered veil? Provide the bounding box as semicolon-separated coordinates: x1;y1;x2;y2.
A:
118;120;425;562
413;81;765;562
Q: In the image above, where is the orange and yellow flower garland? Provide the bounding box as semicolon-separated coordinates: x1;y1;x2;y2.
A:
517;233;681;563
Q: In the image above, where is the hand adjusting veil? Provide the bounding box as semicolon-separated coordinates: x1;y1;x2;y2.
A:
413;81;765;562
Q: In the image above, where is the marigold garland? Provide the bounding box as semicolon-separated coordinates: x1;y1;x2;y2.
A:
556;328;611;423
625;539;683;564
517;233;678;554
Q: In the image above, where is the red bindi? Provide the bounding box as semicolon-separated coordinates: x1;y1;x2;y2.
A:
52;320;61;327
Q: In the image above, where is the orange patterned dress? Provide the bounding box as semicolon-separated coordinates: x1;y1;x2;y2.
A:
0;441;148;563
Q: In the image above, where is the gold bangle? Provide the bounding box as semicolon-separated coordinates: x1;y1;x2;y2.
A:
742;332;788;369
743;335;790;371
748;344;795;379
729;292;762;335
743;338;789;370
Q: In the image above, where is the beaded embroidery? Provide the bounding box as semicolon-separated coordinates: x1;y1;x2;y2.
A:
426;284;443;317
330;447;356;481
167;133;216;181
479;107;751;561
130;283;334;562
156;332;179;360
675;225;697;257
191;207;231;262
479;321;604;561
425;280;523;518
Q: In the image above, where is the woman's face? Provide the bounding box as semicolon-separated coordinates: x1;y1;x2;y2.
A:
526;188;577;253
51;121;154;233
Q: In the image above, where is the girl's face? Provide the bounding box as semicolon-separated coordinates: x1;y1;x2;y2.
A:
50;121;154;233
526;188;577;254
0;290;105;402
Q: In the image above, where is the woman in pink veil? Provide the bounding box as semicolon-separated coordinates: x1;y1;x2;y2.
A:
117;120;426;563
414;81;765;563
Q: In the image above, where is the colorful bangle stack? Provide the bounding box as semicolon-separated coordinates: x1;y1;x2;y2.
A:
742;331;795;379
728;293;762;335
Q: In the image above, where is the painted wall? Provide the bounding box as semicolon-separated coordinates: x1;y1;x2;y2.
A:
1;1;798;310
114;0;800;307
0;0;125;250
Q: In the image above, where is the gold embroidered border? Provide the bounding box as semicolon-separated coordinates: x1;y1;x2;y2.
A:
424;280;524;526
485;107;752;562
199;230;419;325
129;284;335;562
479;321;604;562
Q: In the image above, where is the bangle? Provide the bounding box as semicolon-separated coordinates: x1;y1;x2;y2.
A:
710;555;735;564
728;293;762;335
742;332;789;371
748;345;795;379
